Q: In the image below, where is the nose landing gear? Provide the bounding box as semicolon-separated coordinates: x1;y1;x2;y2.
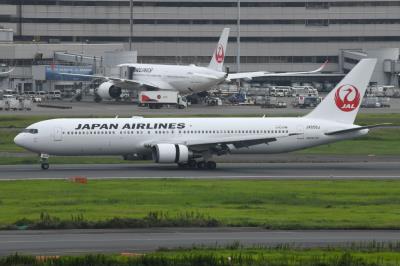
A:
40;153;50;170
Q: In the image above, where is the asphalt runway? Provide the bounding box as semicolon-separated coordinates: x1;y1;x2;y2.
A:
1;228;400;255
0;161;400;180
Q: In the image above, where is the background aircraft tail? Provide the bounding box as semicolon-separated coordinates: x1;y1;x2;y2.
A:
306;58;377;124
208;28;230;72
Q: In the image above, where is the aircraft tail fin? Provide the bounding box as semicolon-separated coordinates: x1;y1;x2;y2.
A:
208;28;230;72
306;58;377;124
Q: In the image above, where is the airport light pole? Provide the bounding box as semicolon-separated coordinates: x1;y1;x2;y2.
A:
129;0;133;51
237;0;241;88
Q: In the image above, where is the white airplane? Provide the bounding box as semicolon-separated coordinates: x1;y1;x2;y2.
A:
62;28;327;100
15;59;387;170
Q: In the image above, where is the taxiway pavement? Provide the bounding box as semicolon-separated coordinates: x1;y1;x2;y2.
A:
0;161;399;180
1;228;400;255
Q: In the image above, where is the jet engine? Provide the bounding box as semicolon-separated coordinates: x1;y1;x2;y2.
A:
96;81;122;100
152;144;189;164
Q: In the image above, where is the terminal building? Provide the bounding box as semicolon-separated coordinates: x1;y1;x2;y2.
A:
0;0;399;93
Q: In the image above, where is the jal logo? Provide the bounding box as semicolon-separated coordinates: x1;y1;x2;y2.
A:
215;44;225;63
334;84;361;112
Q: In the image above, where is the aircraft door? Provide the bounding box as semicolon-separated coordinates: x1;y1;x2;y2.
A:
128;67;135;80
296;125;305;140
54;127;63;141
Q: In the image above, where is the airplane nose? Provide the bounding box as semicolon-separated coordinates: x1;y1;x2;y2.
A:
14;134;25;147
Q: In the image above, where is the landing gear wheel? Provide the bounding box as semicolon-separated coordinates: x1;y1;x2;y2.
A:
188;160;197;169
40;153;50;170
206;161;217;170
197;161;206;169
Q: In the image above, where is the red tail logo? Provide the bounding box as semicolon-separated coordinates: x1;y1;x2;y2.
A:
215;44;224;63
334;84;361;112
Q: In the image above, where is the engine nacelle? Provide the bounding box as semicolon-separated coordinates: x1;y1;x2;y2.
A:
152;144;189;164
97;81;122;100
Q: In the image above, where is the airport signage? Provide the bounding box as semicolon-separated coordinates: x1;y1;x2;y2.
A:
45;65;93;81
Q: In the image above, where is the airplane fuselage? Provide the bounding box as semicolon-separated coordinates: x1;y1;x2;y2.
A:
122;63;227;93
14;117;367;157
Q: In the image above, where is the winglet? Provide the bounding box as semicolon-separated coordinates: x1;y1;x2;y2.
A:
0;68;14;76
312;60;328;73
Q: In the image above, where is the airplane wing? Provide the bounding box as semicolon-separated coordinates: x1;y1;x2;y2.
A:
0;68;14;76
59;72;175;90
144;133;301;154
108;77;175;90
226;60;328;81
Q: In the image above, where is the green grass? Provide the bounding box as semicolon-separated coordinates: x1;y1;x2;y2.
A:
4;245;400;265
1;179;400;229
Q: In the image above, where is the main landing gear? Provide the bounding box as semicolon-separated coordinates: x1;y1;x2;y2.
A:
40;153;50;170
178;160;217;170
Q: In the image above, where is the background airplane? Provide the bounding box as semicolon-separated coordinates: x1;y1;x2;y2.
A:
62;28;327;100
14;59;388;170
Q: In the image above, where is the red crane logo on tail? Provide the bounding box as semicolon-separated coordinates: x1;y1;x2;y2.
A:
334;84;361;112
215;44;224;63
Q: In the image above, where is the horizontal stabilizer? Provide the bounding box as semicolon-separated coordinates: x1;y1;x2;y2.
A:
325;123;393;136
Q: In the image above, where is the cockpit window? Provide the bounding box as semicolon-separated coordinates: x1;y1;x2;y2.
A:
22;128;38;134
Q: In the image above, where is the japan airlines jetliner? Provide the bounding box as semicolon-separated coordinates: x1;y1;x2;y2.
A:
63;28;327;100
15;59;383;170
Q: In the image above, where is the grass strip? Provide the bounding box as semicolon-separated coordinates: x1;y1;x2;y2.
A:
4;244;400;265
1;179;400;229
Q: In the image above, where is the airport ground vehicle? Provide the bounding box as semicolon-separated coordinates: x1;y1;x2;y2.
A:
139;91;188;109
292;95;322;108
270;86;291;97
291;86;318;97
228;92;247;104
32;96;42;103
260;97;287;108
21;99;32;110
361;97;390;108
48;90;62;100
378;97;391;107
7;99;19;111
14;59;387;170
206;97;223;106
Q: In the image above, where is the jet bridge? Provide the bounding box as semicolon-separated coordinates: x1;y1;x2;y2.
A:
54;52;104;67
